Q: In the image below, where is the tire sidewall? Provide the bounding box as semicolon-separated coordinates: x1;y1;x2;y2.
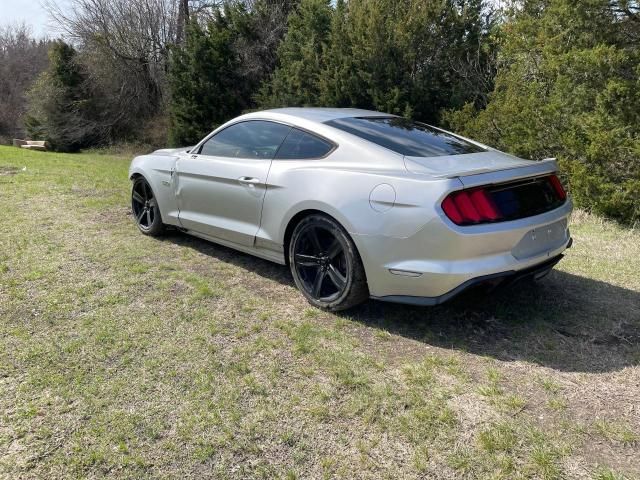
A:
132;177;163;236
289;214;360;310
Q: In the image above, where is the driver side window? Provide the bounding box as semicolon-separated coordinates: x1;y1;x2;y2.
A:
198;120;291;159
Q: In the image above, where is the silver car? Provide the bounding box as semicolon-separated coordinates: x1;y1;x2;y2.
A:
129;108;573;310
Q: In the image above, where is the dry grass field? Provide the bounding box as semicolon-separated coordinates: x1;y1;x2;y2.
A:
1;145;638;479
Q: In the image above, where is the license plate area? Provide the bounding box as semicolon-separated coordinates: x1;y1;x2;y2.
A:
511;219;568;260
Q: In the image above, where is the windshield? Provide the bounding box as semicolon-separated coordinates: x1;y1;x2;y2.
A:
325;116;486;157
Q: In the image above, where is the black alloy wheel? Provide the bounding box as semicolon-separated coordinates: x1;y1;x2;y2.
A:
131;177;164;235
289;214;368;311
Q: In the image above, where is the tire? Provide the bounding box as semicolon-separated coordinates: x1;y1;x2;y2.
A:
289;214;369;311
131;176;164;236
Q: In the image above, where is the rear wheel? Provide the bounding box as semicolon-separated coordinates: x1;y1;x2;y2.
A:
131;176;164;236
289;214;368;311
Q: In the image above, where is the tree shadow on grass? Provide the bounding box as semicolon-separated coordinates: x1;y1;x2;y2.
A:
162;231;640;374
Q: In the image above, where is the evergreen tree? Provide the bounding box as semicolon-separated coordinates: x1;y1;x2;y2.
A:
264;0;496;121
168;11;247;146
25;41;102;151
317;0;364;108
445;0;640;223
256;0;332;107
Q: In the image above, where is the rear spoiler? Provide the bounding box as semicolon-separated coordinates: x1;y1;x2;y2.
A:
448;158;558;189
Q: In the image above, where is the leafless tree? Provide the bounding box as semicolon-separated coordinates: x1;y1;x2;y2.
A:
45;0;180;114
0;24;52;141
35;0;294;145
176;0;190;44
609;0;640;21
43;0;233;116
233;0;295;81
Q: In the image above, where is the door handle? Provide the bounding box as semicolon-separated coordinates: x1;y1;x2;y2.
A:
238;176;261;185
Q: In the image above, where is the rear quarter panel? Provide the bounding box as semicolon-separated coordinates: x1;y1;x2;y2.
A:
257;143;462;259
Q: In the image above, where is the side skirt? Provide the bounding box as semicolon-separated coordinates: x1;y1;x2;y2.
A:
182;229;286;265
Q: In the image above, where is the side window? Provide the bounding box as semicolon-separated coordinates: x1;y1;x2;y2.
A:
274;128;334;160
198;121;291;159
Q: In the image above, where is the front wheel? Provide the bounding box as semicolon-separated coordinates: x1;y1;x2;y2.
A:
289;214;369;311
131;176;164;236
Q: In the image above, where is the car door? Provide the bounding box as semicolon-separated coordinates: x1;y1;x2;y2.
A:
175;120;291;246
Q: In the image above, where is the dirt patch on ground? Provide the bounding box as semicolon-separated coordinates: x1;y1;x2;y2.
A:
0;165;23;175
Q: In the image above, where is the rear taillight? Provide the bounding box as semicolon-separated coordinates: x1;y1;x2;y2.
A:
548;174;567;201
442;188;502;225
441;174;566;226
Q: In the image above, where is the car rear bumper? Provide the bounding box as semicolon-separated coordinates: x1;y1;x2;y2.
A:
352;199;573;302
371;250;567;306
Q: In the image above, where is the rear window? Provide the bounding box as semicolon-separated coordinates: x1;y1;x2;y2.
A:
275;128;333;159
325;116;486;157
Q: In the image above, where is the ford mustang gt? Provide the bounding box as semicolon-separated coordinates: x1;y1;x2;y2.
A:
129;108;572;310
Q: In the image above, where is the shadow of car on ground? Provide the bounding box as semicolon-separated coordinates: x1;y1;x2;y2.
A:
162;231;640;374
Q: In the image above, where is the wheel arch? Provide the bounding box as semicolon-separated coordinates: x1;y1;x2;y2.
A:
128;154;180;228
129;171;168;226
283;209;323;265
282;208;365;271
283;207;370;310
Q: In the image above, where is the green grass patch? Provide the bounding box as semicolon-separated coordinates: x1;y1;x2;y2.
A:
0;146;639;478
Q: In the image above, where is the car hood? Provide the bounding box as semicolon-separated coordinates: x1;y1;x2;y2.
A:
403;151;537;178
151;146;193;156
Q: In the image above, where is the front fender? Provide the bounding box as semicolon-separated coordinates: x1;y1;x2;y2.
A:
128;154;181;226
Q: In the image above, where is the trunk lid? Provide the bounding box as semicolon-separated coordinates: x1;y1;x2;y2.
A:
403;150;554;181
435;154;567;226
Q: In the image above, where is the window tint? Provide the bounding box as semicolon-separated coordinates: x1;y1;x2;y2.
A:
275;128;333;159
325;117;486;157
198;120;291;159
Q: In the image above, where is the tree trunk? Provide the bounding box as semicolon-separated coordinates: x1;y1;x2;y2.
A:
176;0;190;45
